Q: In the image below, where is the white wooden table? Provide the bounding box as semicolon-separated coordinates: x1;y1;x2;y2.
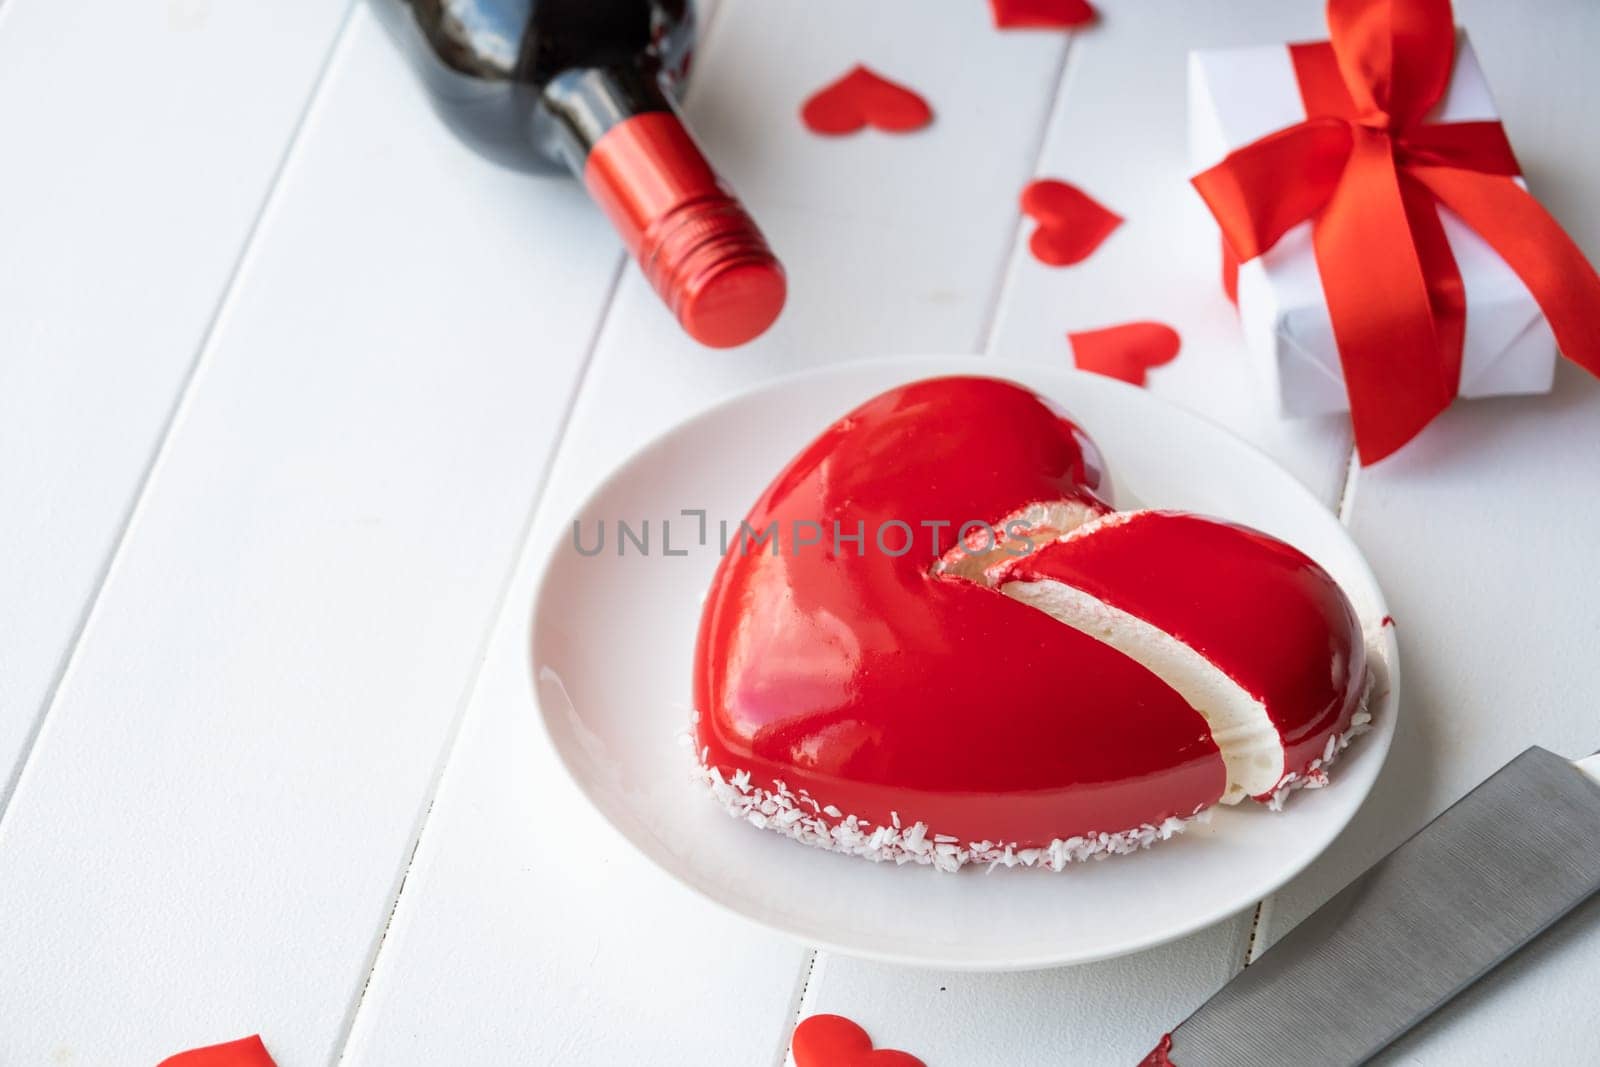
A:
3;1;1598;1063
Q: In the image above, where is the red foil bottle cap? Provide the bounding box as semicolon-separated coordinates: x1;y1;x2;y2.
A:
583;112;786;348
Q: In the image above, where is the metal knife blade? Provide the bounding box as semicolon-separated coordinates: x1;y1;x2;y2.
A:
1153;746;1600;1067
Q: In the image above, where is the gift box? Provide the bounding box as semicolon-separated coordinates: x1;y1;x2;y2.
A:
1190;34;1553;419
1185;0;1600;464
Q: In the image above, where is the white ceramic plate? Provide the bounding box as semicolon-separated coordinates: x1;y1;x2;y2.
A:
532;357;1397;970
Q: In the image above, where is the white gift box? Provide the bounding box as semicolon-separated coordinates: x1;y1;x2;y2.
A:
1187;33;1557;418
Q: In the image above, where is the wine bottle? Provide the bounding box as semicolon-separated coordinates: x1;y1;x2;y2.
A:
374;0;785;348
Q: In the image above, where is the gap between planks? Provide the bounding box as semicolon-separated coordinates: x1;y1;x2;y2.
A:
0;0;361;829
771;949;822;1067
977;32;1078;358
329;255;628;1065
1242;441;1359;968
330;0;742;1056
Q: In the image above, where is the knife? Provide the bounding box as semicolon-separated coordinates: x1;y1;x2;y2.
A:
1141;746;1600;1066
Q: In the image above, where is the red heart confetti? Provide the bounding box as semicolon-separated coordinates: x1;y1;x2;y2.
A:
801;67;933;136
990;0;1097;30
1021;179;1122;266
157;1035;277;1067
792;1014;926;1067
1138;1033;1176;1066
1381;615;1395;628
1068;322;1181;386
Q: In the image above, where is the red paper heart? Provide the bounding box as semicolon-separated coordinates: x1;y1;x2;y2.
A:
1138;1033;1176;1066
694;378;1366;868
801;66;933;136
158;1035;277;1067
1021;179;1122;266
792;1014;926;1067
1068;322;1181;385
990;0;1097;29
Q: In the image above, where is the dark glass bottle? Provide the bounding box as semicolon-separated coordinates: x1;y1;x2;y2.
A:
375;0;785;348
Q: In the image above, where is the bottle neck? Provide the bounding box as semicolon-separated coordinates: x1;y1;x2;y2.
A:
538;64;787;349
539;63;673;175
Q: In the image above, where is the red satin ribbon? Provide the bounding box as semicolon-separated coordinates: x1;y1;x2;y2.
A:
1195;0;1600;463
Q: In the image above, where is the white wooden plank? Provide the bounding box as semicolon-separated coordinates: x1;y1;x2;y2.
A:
0;0;352;805
0;7;621;1063
338;515;813;1067
986;0;1355;505
343;2;1076;1063
795;918;1249;1067
1255;1;1600;1060
1254;364;1600;1031
1258;362;1600;1064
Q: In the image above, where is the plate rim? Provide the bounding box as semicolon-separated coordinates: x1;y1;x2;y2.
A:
529;355;1399;971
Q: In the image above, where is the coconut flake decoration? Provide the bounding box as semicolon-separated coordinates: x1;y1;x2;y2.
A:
1264;669;1378;811
694;750;1209;874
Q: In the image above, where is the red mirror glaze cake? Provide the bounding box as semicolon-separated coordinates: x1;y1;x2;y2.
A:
692;377;1368;871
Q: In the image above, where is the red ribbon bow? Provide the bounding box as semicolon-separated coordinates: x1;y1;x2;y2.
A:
1193;0;1600;463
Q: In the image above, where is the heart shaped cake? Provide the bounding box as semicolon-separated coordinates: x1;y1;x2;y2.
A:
692;377;1369;871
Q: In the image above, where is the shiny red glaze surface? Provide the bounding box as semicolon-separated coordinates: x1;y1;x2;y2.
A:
1006;511;1366;791
693;377;1226;844
583;112;784;348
